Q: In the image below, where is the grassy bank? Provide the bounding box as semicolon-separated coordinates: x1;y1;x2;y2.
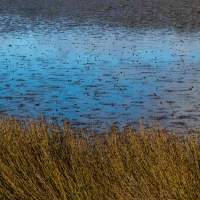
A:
0;115;200;199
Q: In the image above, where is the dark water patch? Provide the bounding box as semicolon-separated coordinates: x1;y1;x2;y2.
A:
172;121;187;126
178;115;197;120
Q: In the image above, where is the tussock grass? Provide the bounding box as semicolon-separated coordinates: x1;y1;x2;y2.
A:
0;114;200;199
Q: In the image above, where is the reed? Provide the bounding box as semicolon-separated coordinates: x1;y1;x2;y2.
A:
0;114;200;199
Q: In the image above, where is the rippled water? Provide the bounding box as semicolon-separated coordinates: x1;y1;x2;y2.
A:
1;16;200;130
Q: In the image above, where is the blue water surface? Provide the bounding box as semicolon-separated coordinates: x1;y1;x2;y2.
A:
1;22;200;130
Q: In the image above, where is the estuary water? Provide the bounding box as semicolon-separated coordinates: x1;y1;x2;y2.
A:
1;17;200;130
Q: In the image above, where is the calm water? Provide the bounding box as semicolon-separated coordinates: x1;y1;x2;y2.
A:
1;18;200;130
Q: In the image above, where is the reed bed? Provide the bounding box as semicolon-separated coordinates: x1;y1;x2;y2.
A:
0;114;200;199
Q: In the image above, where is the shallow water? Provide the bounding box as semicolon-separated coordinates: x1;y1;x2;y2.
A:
1;15;200;130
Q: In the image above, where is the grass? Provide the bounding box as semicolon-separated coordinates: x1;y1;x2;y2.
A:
0;114;200;199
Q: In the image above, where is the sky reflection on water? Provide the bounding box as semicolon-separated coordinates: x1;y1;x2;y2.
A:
1;26;200;130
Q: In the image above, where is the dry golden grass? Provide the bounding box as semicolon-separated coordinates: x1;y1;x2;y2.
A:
0;114;200;199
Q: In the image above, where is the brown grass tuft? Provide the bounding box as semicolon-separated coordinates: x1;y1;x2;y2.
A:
0;114;200;199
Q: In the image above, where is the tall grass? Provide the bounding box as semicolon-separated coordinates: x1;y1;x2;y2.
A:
0;114;200;199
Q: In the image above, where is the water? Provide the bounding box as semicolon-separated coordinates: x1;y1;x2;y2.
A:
1;14;200;130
